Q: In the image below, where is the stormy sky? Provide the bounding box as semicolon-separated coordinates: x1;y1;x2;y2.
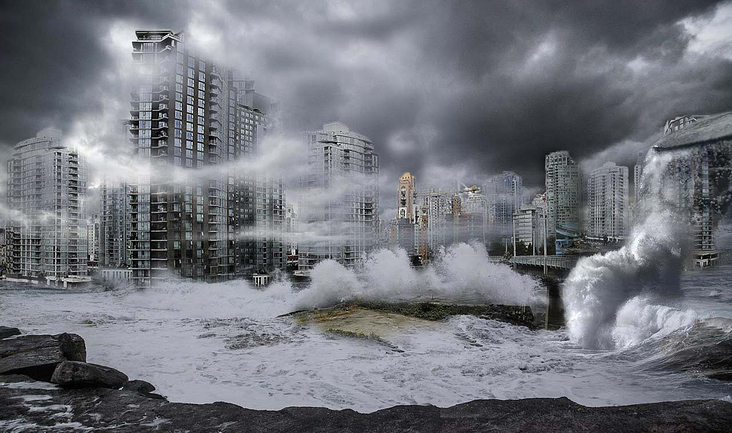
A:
2;0;732;216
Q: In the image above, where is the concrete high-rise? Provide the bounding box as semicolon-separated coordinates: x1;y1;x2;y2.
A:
588;162;629;239
545;151;581;238
298;122;379;271
6;128;88;278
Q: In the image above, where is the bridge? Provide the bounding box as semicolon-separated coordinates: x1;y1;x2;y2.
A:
509;255;579;270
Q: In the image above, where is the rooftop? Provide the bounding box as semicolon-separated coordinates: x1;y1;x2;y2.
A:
653;111;732;150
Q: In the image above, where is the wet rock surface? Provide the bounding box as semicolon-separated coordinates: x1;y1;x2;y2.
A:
1;329;732;432
51;361;129;389
0;333;86;381
0;327;21;340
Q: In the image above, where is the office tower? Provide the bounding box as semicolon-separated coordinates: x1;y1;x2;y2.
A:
653;113;732;267
6;128;88;278
299;122;379;271
100;178;131;268
284;203;298;256
545;151;581;238
397;172;416;222
485;171;523;241
588;162;629;239
458;187;488;243
414;189;453;256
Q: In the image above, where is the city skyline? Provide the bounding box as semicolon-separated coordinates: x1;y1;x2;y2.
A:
2;1;732;221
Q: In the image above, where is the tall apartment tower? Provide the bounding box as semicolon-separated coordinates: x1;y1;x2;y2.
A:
545;151;581;238
299;122;379;271
588;162;628;239
129;30;240;284
485;171;523;240
633;151;645;204
6;128;88;278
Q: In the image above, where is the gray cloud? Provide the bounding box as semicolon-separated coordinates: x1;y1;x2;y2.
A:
1;0;732;213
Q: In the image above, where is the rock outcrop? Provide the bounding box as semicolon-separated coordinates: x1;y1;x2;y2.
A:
0;333;86;381
2;329;731;432
51;361;128;389
0;327;20;340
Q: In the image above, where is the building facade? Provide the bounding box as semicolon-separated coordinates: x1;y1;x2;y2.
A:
129;30;283;285
588;162;629;240
6;128;88;278
99;178;131;268
298;122;379;271
545;151;581;238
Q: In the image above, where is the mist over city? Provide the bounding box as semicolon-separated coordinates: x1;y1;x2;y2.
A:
1;1;732;432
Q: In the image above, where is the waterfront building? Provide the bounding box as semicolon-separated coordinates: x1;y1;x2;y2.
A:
588;162;629;240
545;151;581;238
397;172;416;222
653;112;732;267
414;188;454;257
298;122;379;271
6;128;88;278
129;30;283;285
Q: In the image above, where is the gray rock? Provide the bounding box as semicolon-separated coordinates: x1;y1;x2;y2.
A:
0;326;21;339
51;361;128;389
0;333;86;381
122;379;156;394
1;373;731;432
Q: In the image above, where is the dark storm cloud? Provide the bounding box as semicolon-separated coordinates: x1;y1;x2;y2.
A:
1;0;732;202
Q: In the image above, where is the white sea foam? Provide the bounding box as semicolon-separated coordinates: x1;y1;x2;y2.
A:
563;151;693;349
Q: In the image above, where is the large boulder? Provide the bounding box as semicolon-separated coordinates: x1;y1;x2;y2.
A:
0;326;21;339
0;333;86;381
51;361;128;389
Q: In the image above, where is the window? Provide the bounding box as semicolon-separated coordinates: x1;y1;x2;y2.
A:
187;68;195;78
175;110;182;120
198;82;205;90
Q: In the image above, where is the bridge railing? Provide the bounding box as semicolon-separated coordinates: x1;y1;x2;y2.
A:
509;255;578;270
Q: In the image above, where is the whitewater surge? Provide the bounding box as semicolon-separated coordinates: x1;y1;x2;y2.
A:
563;151;694;349
296;242;540;309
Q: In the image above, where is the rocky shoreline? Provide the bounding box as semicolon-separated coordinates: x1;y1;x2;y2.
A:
2;327;731;432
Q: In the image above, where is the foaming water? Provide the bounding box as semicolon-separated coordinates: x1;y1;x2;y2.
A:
563;152;693;349
296;242;540;309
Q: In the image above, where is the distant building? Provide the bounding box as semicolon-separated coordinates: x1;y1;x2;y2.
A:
298;122;379;271
397;172;416;222
653;112;732;267
485;171;523;241
545;151;581;238
414;188;454;258
513;204;544;255
588;162;629;240
6;128;88;278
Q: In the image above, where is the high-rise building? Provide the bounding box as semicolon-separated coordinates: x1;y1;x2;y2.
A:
299;122;379;271
588;162;629;239
397;172;416;222
485;171;523;240
633;151;645;205
6;128;88;278
545;151;581;238
100;178;131;268
233;82;286;276
653;113;732;267
129;30;282;285
87;213;100;263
